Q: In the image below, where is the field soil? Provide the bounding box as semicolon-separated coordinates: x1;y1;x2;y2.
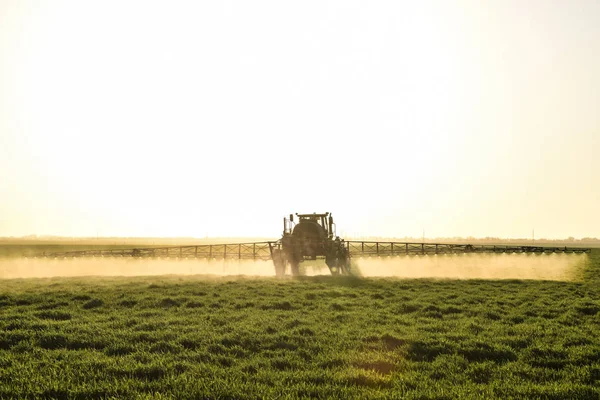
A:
0;249;598;399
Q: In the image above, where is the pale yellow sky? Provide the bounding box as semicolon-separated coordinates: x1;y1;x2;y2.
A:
0;0;598;239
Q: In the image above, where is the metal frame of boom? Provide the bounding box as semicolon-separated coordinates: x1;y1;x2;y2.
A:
38;240;590;261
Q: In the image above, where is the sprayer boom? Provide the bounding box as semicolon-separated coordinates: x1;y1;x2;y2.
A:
37;212;592;276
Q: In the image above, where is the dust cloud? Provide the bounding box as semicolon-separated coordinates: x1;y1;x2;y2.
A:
0;257;277;280
352;253;588;281
0;253;588;281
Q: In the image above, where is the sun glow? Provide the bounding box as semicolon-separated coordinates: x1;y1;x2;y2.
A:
1;1;598;239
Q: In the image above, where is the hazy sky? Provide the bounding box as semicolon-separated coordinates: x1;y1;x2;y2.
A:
1;0;598;239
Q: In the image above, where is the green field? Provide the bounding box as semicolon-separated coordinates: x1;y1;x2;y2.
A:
0;250;599;399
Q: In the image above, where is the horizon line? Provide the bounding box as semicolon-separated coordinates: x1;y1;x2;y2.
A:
2;235;599;242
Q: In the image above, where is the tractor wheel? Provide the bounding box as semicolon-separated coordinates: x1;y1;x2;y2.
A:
290;262;300;277
340;251;351;275
325;250;338;275
272;249;286;277
340;257;351;275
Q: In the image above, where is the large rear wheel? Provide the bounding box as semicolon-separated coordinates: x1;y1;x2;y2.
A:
339;248;351;275
272;249;286;277
290;261;300;276
325;250;341;275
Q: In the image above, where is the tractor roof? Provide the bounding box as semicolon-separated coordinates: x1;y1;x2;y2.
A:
296;212;330;217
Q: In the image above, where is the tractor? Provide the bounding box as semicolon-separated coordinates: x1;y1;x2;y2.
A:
271;212;351;276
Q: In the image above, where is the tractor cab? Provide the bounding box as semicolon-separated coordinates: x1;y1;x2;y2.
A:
283;212;335;239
